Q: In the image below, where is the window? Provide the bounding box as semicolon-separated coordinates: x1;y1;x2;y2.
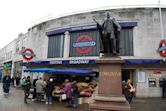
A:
47;35;64;58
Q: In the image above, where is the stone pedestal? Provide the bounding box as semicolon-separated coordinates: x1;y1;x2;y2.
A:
89;57;131;111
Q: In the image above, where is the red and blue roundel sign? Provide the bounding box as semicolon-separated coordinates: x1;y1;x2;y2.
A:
73;35;96;54
22;48;35;61
158;40;166;57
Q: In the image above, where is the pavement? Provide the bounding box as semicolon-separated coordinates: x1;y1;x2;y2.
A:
0;83;166;111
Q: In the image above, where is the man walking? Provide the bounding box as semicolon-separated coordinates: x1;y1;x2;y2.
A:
23;76;31;103
3;73;11;95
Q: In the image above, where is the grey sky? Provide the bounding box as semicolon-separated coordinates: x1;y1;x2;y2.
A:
0;0;165;49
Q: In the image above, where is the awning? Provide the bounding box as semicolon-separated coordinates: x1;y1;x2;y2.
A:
24;68;95;75
125;59;161;64
24;68;57;73
49;69;95;75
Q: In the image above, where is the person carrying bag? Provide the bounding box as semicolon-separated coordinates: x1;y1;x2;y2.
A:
124;79;135;104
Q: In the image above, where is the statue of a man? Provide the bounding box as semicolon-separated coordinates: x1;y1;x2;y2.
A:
95;12;121;55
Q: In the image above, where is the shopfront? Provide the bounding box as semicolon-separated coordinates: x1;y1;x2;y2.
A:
3;61;12;76
14;60;23;77
22;59;99;104
123;59;166;97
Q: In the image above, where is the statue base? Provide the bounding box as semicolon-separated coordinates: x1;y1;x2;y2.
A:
90;96;130;111
89;57;131;111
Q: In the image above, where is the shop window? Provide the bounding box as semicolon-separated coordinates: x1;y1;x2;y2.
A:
22;46;25;51
148;78;156;87
69;30;100;57
16;47;19;52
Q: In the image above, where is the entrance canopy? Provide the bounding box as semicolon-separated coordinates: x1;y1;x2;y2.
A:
24;68;95;75
23;68;56;73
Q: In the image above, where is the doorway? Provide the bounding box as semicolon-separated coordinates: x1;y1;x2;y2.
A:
122;69;135;82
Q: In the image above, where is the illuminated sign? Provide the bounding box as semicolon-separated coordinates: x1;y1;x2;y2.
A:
22;48;35;61
73;35;96;54
158;40;166;57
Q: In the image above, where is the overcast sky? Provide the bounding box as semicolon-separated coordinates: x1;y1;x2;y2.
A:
0;0;165;49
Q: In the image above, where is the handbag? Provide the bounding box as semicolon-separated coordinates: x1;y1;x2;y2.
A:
129;84;136;93
130;87;136;92
61;94;67;100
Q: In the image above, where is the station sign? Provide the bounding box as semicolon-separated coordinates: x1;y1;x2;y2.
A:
73;35;96;54
21;59;96;66
22;48;35;61
50;59;96;65
158;40;166;57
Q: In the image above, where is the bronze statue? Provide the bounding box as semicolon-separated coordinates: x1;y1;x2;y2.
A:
94;12;121;55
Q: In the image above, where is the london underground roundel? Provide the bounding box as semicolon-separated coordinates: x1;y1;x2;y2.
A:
22;48;35;61
73;35;96;54
158;40;166;57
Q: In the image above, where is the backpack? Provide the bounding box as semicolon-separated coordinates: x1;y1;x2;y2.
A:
21;79;27;87
71;84;79;95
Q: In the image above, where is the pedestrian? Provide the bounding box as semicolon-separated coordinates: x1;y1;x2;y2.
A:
11;77;15;87
64;79;72;106
2;73;11;95
32;77;38;101
16;75;21;87
122;80;127;94
21;77;26;87
124;79;135;104
45;78;54;105
36;77;45;101
162;78;166;98
71;81;80;108
23;76;31;103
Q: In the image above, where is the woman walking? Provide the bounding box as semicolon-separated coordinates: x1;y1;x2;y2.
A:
124;79;135;104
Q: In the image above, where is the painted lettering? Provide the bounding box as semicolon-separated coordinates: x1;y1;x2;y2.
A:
99;72;121;77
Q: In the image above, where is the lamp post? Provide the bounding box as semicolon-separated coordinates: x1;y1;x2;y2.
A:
159;0;164;39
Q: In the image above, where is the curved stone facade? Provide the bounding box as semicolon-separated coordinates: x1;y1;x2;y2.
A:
24;7;166;61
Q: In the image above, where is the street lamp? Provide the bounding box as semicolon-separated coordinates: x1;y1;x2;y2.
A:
158;0;164;39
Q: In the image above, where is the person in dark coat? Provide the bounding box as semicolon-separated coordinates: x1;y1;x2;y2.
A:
122;80;127;94
3;74;11;95
162;78;166;98
32;78;38;101
16;75;21;87
23;76;31;103
45;78;54;105
71;81;80;108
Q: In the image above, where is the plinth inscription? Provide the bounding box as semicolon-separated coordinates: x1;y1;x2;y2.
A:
100;72;121;77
